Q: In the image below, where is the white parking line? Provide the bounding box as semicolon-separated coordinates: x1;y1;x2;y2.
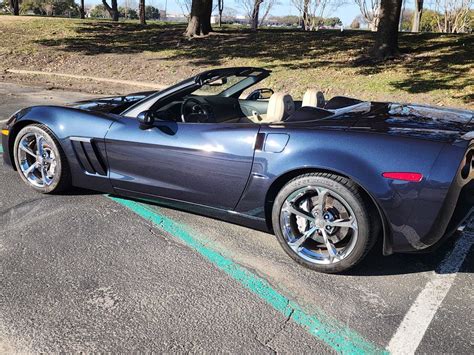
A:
387;231;474;354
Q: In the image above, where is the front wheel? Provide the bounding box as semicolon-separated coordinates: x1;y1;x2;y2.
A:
13;124;71;194
272;173;375;273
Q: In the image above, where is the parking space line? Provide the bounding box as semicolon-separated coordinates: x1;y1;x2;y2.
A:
387;231;474;354
109;196;386;354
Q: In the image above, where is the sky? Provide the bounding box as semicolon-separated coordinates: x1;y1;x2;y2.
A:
87;0;418;26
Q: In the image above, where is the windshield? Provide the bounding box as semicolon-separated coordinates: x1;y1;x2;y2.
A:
192;75;247;96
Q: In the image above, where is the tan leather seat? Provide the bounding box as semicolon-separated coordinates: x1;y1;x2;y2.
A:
255;92;295;123
302;89;325;108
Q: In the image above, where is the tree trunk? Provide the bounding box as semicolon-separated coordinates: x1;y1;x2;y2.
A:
80;0;85;19
185;0;213;37
411;0;423;32
398;0;405;31
202;0;213;33
10;0;19;15
139;0;146;25
102;0;119;21
302;0;310;31
370;0;403;59
250;0;262;31
218;0;224;27
444;10;448;33
368;21;377;31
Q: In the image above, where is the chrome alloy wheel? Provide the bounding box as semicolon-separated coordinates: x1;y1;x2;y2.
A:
17;132;57;188
279;186;359;265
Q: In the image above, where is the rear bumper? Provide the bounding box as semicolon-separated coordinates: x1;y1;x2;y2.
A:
391;143;473;253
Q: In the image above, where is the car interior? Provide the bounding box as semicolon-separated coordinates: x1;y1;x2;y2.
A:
144;72;370;125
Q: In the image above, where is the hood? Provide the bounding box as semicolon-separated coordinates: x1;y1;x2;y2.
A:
347;102;473;143
69;91;156;114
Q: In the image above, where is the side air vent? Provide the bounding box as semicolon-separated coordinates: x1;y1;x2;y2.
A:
70;137;107;176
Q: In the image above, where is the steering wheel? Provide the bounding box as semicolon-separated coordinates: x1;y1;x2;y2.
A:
181;98;210;123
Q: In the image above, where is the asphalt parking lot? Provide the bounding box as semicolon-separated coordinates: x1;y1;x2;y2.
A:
1;83;473;353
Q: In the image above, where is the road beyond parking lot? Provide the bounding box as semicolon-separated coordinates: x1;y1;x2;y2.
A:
1;82;473;353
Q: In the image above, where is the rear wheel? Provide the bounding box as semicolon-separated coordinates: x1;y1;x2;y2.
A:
13;124;71;193
272;173;375;273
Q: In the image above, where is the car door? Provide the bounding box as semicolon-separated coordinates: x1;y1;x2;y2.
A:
105;117;260;210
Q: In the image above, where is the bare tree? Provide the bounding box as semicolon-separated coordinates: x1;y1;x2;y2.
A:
177;0;192;17
412;0;423;32
259;0;278;26
220;6;238;22
302;0;309;29
433;0;472;33
251;0;263;30
218;0;224;26
239;0;251;20
354;0;381;31
370;0;403;59
292;0;341;31
102;0;120;21
239;0;279;30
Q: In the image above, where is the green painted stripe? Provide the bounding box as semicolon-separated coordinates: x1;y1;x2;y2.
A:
109;196;387;354
0;145;3;153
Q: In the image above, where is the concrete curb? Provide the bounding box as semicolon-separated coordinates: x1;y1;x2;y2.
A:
5;69;165;90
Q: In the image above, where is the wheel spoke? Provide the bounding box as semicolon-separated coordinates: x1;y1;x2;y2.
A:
35;134;44;156
327;218;358;230
22;163;36;175
289;226;317;250
316;187;329;215
321;229;338;263
40;166;48;185
286;203;315;222
19;144;36;158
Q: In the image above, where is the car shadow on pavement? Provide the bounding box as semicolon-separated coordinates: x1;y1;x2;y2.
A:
347;233;473;277
108;194;473;278
61;186;103;196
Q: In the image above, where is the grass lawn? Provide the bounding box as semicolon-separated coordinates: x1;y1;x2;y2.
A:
0;15;472;109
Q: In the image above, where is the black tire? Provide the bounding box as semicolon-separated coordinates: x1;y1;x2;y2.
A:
13;124;71;194
272;172;376;273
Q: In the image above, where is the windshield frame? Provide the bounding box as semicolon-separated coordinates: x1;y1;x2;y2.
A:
122;67;271;118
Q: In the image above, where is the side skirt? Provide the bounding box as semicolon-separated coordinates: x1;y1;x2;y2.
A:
113;187;270;233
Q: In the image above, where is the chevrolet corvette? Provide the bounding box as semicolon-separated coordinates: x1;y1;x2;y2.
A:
2;67;473;273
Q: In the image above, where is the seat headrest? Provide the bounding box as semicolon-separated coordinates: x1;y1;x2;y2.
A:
264;92;295;123
302;89;325;108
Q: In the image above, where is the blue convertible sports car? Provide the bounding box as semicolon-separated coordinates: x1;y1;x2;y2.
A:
2;67;473;273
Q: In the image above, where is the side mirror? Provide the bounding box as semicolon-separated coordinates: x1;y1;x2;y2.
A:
137;110;155;126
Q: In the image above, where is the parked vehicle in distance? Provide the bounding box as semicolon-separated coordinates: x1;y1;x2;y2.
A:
2;67;473;273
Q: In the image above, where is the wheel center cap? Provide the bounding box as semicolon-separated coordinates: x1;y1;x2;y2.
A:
314;218;324;228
